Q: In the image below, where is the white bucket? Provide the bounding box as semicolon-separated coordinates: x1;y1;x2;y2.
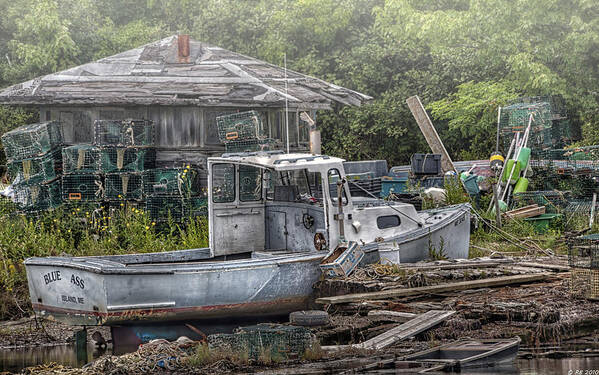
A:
378;244;400;265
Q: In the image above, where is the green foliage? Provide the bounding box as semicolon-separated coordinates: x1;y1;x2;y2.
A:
0;207;209;320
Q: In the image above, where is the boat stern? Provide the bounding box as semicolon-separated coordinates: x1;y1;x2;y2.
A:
25;258;108;326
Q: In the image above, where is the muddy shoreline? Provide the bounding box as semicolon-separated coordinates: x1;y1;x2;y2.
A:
3;256;599;374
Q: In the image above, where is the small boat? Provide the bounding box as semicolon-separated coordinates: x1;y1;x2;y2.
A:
399;337;521;373
24;151;470;327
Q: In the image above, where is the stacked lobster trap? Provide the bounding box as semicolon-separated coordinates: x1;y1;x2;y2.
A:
1;122;64;212
569;234;599;300
217;111;278;153
2;119;207;222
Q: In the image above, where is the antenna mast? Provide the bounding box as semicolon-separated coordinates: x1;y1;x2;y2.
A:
284;53;290;154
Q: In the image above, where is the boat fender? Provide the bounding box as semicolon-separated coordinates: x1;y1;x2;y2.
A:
352;221;361;233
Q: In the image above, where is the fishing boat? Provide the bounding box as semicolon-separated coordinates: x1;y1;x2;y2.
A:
400;337;521;373
24;151;470;327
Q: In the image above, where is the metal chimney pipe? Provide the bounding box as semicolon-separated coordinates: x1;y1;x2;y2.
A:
177;35;190;63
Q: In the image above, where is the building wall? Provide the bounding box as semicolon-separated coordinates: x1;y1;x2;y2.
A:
40;105;312;155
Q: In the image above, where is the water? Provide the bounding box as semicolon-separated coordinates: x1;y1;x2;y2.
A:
2;346;599;373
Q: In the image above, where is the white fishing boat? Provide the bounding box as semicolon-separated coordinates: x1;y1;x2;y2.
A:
25;151;470;327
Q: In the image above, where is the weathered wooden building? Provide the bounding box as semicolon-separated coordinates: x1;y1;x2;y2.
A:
0;35;370;165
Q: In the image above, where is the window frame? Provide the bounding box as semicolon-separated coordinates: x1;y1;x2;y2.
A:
211;163;236;203
377;215;401;229
239;164;263;202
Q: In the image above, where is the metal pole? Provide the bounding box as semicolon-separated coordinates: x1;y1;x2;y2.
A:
284;53;290;154
496;106;501;152
493;184;502;228
590;193;597;229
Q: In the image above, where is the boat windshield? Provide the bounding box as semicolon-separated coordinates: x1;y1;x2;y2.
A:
265;168;323;205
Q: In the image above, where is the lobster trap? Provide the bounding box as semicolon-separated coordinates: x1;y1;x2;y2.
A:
208;324;314;360
224;139;276;153
100;147;150;173
8;148;62;185
105;173;144;200
62;174;104;202
94;119;154;147
62;145;101;174
568;234;599;269
1;121;63;160
145;195;186;221
513;191;571;213
216;111;266;143
570;268;599;300
143;168;198;196
13;180;62;212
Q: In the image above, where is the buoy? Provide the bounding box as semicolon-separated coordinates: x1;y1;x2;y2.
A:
490;152;504;172
514;177;529;194
491;200;508;214
501;159;521;185
517;147;531;170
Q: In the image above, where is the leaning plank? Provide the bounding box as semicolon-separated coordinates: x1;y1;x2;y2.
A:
360;310;455;350
397;259;513;271
368;310;417;323
315;273;551;305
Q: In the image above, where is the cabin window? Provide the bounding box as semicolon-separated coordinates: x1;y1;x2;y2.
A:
377;215;401;229
212;163;235;203
265;168;322;204
239;165;262;201
328;169;348;205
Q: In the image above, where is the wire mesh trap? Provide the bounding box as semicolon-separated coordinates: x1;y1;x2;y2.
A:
216;111;267;143
570;268;599;300
143;168;198;196
208;324;314;360
1;121;63;160
105;173;144;200
13;180;62;212
8;148;62;185
94;119;154;147
224;139;277;153
568;234;599;269
145;195;186;221
62;145;102;174
100;147;150;173
62;174;104;202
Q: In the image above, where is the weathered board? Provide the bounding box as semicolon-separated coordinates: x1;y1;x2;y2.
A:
315;273;552;305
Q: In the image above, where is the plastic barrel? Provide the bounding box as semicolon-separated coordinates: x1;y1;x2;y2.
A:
517;147;531;170
513;177;529;194
501;159;521;185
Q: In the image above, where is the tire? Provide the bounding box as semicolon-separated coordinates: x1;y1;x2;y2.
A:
289;310;330;326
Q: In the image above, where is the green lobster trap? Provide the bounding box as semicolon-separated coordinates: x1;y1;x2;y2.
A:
105;173;144;200
13;179;62;212
143;168;198;196
62;174;104;202
8;148;62;185
100;147;152;173
145;196;186;221
94;119;154;147
570;268;599;300
216;111;267;143
1;121;63;160
188;196;208;217
224;139;276;153
62;145;101;174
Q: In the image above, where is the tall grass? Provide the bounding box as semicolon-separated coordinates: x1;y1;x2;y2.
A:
0;202;209;320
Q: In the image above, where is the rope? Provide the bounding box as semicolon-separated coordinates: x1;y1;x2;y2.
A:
95;180;104;198
125;124;135;145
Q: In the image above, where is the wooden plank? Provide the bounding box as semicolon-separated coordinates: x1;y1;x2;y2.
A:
359;310;455;350
517;262;570;272
315;273;552;305
324;310;455;352
368;310;417;323
406;95;455;173
397;259;513;271
504;205;545;220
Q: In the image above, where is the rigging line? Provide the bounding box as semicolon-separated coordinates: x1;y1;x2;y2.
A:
284;53;290;154
346;179;423;227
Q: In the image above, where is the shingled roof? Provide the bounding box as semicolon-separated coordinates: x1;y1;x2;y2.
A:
0;36;371;109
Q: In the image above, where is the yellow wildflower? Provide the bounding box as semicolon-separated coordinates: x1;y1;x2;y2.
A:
145;226;150;230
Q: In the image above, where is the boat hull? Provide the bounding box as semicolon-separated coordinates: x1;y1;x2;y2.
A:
25;254;323;326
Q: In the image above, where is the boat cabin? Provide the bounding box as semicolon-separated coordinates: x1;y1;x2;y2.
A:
207;151;424;257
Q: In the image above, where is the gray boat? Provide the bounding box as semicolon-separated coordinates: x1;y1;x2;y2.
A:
24;151;470;326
